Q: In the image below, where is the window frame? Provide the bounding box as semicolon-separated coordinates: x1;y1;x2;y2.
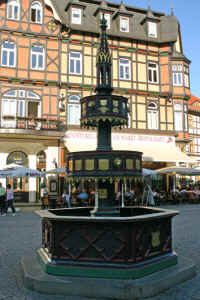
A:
30;45;45;70
174;103;183;131
1;41;16;68
120;16;129;32
148;22;157;38
148;62;159;84
119;58;131;80
30;1;43;24
67;95;81;125
172;64;183;86
71;7;82;25
69;51;82;75
7;0;20;20
147;102;159;130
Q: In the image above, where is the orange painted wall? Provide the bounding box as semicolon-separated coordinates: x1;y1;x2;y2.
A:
160;65;169;84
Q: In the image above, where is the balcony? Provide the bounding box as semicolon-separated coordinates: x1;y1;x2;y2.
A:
0;116;67;132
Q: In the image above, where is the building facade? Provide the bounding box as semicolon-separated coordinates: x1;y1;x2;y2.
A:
0;0;193;202
188;94;200;166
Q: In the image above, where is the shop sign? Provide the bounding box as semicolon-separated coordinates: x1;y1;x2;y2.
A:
7;151;27;165
65;131;175;145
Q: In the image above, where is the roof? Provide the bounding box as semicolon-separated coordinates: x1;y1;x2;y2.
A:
188;94;200;114
48;0;179;43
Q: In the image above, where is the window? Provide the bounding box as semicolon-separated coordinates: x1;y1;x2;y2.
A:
148;63;159;83
30;1;42;24
1;41;16;67
71;7;81;24
147;102;158;129
31;45;45;70
184;105;188;131
67;95;81;125
191;116;200;135
7;0;20;20
1;89;41;128
148;22;157;38
69;52;82;75
184;66;189;88
174;103;183;131
119;58;131;80
100;13;110;29
120;17;129;32
194;138;200;154
172;64;183;86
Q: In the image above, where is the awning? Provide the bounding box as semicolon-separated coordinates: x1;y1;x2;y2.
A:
64;131;194;163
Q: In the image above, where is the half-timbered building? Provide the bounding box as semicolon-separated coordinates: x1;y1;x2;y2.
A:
0;0;193;202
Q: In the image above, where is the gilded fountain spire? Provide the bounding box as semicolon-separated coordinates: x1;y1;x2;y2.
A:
96;14;113;95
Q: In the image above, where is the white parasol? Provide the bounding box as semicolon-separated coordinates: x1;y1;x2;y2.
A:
0;164;45;177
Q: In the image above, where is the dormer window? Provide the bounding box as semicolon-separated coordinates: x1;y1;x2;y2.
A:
148;22;157;38
120;17;129;32
101;13;110;29
71;7;81;24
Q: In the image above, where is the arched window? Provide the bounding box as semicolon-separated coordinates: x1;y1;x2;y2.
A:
67;95;80;125
30;1;43;24
7;0;20;20
1;41;16;67
31;45;45;70
147;102;158;130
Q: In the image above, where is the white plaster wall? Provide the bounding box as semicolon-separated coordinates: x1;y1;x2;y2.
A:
0;153;8;187
28;154;37;203
45;147;59;171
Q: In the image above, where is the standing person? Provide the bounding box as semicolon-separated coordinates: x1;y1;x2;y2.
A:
40;184;48;209
3;184;16;216
62;189;71;208
0;182;6;215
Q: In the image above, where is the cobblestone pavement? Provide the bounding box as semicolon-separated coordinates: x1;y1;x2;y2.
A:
0;205;200;300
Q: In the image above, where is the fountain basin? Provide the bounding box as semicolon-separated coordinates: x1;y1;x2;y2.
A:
36;206;178;279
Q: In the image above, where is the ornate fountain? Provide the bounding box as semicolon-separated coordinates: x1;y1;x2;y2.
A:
21;16;191;300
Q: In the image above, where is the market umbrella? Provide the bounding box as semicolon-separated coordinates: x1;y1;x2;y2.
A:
0;164;45;177
156;166;200;176
142;168;157;176
45;167;66;174
156;166;200;193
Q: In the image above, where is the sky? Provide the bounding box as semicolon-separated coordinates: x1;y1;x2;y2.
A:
109;0;200;97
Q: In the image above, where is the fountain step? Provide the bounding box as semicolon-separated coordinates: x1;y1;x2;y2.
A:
20;253;195;300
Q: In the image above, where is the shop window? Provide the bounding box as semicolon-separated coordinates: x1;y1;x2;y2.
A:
67;95;81;125
7;0;20;20
147;102;158;129
31;45;45;70
1;41;16;67
30;1;43;24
